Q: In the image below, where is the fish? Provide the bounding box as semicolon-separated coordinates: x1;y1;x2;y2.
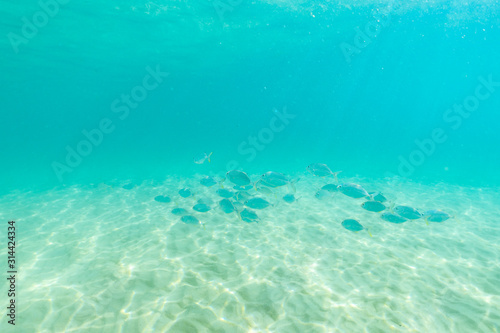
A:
341;219;371;236
233;185;253;191
361;201;386;212
424;210;452;223
259;171;299;193
154;195;171;203
171;208;188;216
393;205;422;220
219;199;236;214
179;188;194;198
181;215;201;225
122;183;135;190
283;194;297;203
254;182;276;197
197;198;214;205
216;188;234;198
240;208;259;223
234;191;252;202
226;170;251;186
260;171;294;188
337;183;370;199
307;163;341;181
233;201;244;211
369;192;388;203
321;184;339;193
380;212;408;224
315;189;332;200
194;152;212;164
193;203;211;213
200;176;218;187
244;197;271;209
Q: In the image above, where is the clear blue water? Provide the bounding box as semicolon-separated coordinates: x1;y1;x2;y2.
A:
1;1;500;332
2;1;500;192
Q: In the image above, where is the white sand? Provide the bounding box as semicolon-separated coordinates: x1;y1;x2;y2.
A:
0;175;499;332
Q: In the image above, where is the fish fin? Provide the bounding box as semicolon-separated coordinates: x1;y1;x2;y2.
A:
333;171;342;183
425;218;429;226
288;178;300;194
367;229;373;237
235;210;242;220
208;152;213;163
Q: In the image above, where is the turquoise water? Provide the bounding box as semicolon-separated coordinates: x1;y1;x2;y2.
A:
1;1;500;332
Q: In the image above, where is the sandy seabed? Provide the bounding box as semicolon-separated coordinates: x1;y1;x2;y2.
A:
0;175;499;333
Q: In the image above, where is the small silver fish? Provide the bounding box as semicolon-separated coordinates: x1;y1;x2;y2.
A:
341;219;372;236
380;212;407;224
200;176;218;187
197;198;214;205
216;188;234;198
338;183;370;199
283;194;297;203
393;206;422;220
233;185;253;191
193;203;211;213
154;195;171;203
245;197;271;210
181;215;201;225
219;199;236;214
369;192;388;203
226;170;251;186
307;163;341;180
179;188;193;198
240;208;259;223
321;184;338;193
194;152;213;164
235;191;252;202
260;171;298;193
361;201;386;213
172;208;188;216
424;210;452;223
315;189;331;200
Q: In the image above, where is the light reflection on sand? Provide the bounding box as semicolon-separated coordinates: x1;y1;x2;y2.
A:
0;176;499;332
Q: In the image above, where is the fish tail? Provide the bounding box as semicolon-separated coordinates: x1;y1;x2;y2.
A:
333;171;342;183
288;177;300;193
367;229;373;237
425;218;429;226
208;152;213;163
